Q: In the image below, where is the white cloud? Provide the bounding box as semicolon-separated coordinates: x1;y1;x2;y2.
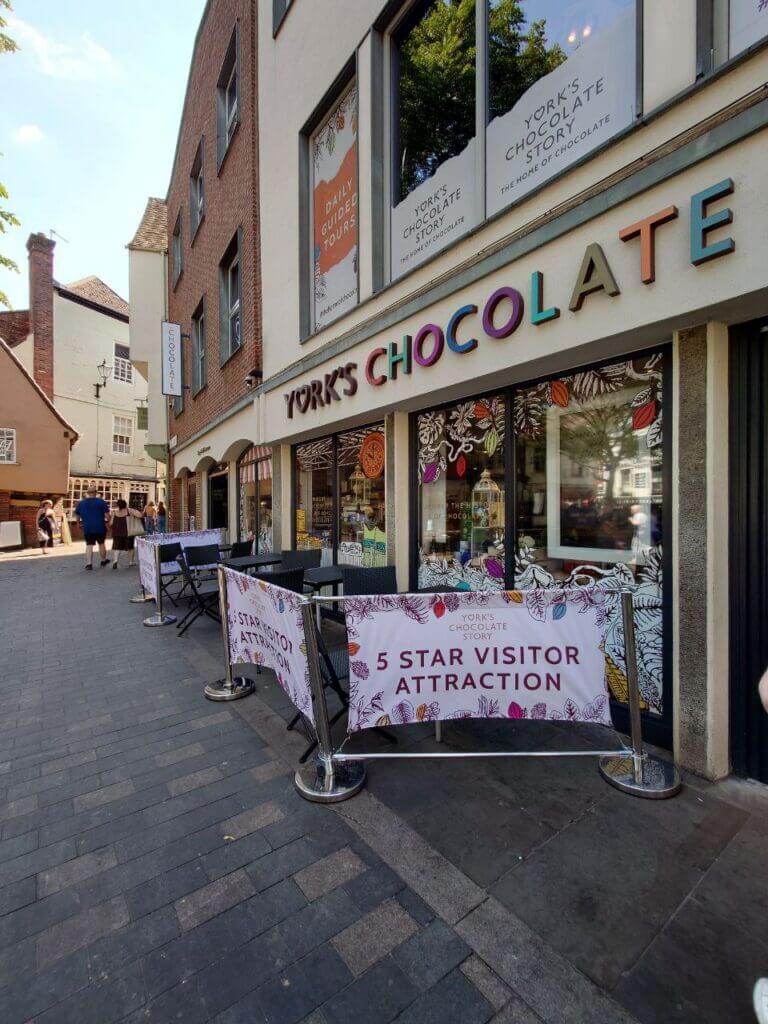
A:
13;124;44;143
8;16;117;81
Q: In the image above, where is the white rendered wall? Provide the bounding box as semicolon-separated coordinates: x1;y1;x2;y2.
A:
128;248;168;450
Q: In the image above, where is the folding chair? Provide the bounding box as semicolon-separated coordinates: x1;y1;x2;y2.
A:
229;539;254;559
175;553;221;637
340;564;398;596
184;543;221;583
157;542;183;606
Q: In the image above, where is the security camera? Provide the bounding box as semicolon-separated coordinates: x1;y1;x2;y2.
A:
244;370;260;389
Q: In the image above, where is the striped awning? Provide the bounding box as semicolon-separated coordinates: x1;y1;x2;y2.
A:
239;446;272;484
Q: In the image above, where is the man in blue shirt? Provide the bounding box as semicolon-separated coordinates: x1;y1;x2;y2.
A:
75;485;112;570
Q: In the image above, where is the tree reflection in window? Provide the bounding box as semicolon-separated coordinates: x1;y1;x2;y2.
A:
488;1;566;122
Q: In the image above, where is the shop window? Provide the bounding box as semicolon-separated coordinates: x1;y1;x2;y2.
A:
391;0;478;277
310;79;358;332
486;0;636;217
216;26;239;169
192;298;207;394
113;343;133;384
238;445;273;552
0;427;16;463
514;353;666;716
219;230;242;364
190;138;205;238
136;405;148;432
294;425;386;566
417;396;506;592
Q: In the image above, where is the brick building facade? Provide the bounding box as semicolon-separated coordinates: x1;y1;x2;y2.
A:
163;0;263;534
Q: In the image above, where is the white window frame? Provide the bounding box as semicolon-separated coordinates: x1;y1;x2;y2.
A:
113;344;133;384
226;253;241;355
112;415;134;456
0;427;16;463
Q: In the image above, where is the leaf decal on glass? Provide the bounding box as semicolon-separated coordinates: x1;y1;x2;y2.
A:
631;386;653;409
474;401;491;419
632;400;656;431
485;558;504;580
456;454;467;478
550;380;569;407
646;413;663;448
484;427;499;456
422;462;439;485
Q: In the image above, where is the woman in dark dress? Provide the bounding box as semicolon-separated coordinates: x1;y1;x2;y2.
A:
111;499;142;570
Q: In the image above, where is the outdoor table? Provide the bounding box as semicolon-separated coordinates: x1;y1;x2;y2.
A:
223;553;282;574
304;566;344;627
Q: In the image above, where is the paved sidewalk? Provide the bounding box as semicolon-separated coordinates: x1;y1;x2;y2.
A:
0;546;766;1023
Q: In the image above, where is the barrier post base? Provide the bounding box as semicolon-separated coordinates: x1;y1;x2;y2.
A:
130;592;154;604
204;677;255;702
295;755;365;804
599;753;681;799
143;613;177;627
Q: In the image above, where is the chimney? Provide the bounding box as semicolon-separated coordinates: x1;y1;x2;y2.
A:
27;232;56;401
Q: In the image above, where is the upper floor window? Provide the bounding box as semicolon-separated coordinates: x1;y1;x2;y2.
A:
716;0;768;62
172;212;183;284
136;405;148;432
273;0;294;36
389;1;637;280
219;230;242;364
113;343;133;384
0;427;16;463
192;298;207;393
217;26;240;169
190;139;205;238
310;79;358;332
112;415;133;455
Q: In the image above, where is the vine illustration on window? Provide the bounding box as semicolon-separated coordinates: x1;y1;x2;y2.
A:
486;0;636;217
312;83;358;331
391;0;478;277
338;425;386;568
418;395;506;591
238;446;272;553
515;353;665;714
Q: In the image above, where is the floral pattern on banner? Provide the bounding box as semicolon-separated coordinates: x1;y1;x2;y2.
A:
135;528;226;599
343;589;610;732
223;567;314;725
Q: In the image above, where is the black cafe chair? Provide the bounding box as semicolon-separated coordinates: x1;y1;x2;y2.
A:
184;543;221;582
157;542;183;606
175;553;221;637
253;567;305;594
280;549;322;571
229;539;254;559
340;564;398;596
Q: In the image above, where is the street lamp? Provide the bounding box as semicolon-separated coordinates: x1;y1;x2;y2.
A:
94;359;111;399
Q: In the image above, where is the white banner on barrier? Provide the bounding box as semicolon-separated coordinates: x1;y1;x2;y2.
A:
136;528;227;599
344;590;610;732
223;567;315;726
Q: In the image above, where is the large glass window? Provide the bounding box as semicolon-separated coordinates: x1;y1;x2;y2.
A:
418;397;506;591
486;0;636;216
415;352;668;721
391;0;478;278
238;446;273;553
295;425;387;566
725;0;768;58
310;81;358;331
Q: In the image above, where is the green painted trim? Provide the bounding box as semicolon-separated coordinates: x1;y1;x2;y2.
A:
170;391;254;459
262;95;768;395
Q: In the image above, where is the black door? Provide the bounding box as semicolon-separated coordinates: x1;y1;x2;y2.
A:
209;471;229;531
730;317;768;781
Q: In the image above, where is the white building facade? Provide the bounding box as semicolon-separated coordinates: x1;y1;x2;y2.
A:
252;0;768;782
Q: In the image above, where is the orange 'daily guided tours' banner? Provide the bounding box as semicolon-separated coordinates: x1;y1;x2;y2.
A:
312;83;358;330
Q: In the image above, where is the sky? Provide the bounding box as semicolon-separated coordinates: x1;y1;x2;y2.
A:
0;0;207;310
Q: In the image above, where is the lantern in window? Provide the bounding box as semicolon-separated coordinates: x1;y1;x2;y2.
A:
471;469;505;560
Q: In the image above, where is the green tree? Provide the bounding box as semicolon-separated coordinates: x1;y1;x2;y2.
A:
397;0;565;199
0;0;19;310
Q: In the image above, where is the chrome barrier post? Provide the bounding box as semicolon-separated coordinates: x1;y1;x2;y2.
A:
143;542;177;627
295;600;365;803
599;591;681;798
205;566;256;701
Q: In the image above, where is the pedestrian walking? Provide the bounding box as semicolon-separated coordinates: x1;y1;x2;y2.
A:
110;499;143;570
75;485;111;570
156;501;167;534
143;500;157;535
36;499;55;553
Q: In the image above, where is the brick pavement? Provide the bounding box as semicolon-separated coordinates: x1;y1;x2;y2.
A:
3;545;767;1023
0;548;526;1023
